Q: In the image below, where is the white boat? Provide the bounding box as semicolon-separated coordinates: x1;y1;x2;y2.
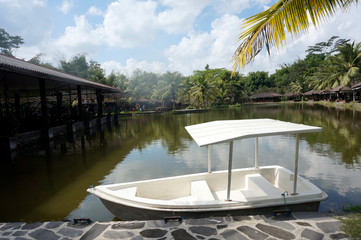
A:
88;119;328;220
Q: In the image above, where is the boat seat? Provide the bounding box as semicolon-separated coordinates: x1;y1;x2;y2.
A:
245;174;282;196
191;180;215;201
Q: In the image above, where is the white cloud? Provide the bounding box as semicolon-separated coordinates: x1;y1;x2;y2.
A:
58;0;73;14
0;0;52;46
214;0;251;14
165;14;240;75
157;0;210;34
99;0;158;48
52;15;101;60
0;0;45;8
102;58;167;76
86;6;103;16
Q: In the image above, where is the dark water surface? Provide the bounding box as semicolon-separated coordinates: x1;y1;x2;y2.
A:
1;103;361;222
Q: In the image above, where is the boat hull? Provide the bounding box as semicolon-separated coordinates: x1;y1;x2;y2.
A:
89;166;327;220
100;197;321;220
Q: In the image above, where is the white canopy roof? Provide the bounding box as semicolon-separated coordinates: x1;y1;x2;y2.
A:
185;118;322;147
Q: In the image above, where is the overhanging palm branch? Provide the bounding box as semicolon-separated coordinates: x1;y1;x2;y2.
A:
232;0;358;72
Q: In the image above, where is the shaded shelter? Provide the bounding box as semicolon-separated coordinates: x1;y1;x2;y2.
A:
284;92;303;101
0;54;122;143
303;90;322;101
250;92;283;102
351;82;361;102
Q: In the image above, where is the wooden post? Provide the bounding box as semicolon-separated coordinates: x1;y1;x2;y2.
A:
96;89;103;118
3;74;9;116
226;141;233;201
39;78;49;129
14;93;20;119
56;91;62;118
77;85;83;121
292;134;300;195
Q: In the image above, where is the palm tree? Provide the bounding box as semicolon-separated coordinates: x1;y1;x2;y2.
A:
156;72;183;110
232;0;359;72
190;71;216;108
309;42;361;89
334;42;361;86
178;77;193;105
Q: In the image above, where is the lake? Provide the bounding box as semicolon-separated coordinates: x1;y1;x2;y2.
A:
1;103;360;222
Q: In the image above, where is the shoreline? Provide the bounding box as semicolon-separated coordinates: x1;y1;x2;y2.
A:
302;100;361;112
0;212;348;240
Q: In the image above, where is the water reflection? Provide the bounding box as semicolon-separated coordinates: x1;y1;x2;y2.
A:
1;104;361;222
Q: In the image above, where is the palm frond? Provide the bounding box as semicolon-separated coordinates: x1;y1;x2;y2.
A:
232;0;356;72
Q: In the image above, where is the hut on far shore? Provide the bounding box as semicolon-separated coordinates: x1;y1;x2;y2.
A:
284;92;303;101
303;90;323;101
329;85;352;102
250;92;283;102
351;82;361;102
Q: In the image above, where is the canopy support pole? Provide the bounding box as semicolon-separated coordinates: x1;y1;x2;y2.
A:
208;145;211;173
292;134;300;195
255;137;259;169
226;141;233;201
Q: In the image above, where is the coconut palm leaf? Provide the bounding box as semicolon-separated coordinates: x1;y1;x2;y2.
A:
232;0;358;72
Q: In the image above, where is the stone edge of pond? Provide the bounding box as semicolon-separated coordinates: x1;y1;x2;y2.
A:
0;212;349;240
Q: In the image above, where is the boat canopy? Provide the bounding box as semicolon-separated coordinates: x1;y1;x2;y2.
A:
185;118;322;147
185;119;322;200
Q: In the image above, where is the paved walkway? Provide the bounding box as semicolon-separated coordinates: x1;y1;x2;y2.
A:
0;212;348;240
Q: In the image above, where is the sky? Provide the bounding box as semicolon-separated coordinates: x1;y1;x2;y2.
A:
1;0;360;77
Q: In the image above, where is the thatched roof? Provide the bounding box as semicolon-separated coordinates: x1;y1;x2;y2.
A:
284;92;303;97
251;92;283;99
352;82;361;90
303;90;323;96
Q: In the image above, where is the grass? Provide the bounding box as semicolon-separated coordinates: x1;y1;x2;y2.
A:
338;204;361;239
339;213;361;240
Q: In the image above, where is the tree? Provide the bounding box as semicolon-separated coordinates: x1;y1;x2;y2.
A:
27;53;56;69
155;72;183;110
309;41;361;89
0;28;24;56
178;77;193;105
243;71;273;94
127;70;159;100
89;60;107;84
216;69;245;104
60;54;90;79
232;0;358;72
107;71;128;89
190;70;216;108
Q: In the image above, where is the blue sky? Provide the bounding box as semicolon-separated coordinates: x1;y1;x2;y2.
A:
1;0;360;77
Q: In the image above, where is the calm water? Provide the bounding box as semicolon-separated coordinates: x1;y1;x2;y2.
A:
1;103;361;222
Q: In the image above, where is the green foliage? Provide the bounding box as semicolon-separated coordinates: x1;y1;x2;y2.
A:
27;53;56;69
89;60;107;84
308;41;361;89
244;71;273;94
339;213;361;240
58;54;129;88
343;203;361;212
154;71;183;109
0;28;24;56
60;53;90;79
